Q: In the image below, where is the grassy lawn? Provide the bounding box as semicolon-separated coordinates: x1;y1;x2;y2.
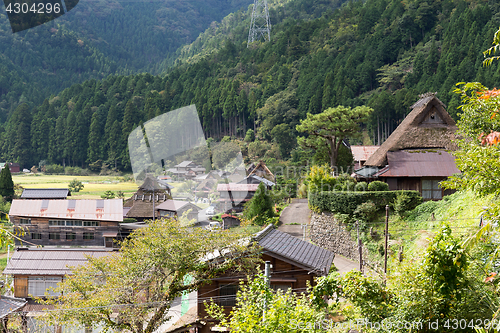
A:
12;174;138;199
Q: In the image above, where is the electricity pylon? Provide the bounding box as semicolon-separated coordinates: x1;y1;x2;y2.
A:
247;0;271;46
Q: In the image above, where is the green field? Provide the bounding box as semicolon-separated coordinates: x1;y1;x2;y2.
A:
12;174;139;199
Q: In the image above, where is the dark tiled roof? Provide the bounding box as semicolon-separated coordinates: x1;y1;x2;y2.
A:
254;225;334;275
20;188;70;199
0;296;26;318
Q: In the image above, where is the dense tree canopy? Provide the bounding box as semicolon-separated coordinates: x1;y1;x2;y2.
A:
41;218;260;333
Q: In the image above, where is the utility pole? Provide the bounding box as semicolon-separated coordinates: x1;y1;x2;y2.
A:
263;261;271;323
356;221;363;273
384;205;389;274
248;0;271;46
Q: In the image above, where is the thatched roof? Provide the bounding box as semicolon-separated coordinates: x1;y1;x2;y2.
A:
365;93;458;167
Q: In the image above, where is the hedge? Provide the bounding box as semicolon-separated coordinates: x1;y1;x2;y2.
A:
308;190;422;214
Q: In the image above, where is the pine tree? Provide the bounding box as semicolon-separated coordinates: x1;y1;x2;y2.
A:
0;165;14;201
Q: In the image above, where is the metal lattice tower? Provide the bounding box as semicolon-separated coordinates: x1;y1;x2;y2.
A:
247;0;271;46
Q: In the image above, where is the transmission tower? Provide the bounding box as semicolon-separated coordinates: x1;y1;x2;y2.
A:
247;0;271;46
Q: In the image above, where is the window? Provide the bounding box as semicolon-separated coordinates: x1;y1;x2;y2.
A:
422;179;442;200
49;233;60;240
31;233;42;239
28;276;62;297
83;221;100;227
20;218;31;225
66;232;76;240
48;220;65;226
83;232;94;240
219;284;237;307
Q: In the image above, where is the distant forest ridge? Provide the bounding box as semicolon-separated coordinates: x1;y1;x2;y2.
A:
3;0;500;171
0;0;256;122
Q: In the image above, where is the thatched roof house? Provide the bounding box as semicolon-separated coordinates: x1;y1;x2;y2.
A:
365;93;458;167
356;93;460;200
124;176;173;221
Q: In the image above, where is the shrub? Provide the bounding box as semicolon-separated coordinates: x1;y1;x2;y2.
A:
393;191;423;216
68;179;84;193
368;181;389;191
309;190;422;215
44;164;64;174
354;182;368;192
354;201;377;222
306;165;336;193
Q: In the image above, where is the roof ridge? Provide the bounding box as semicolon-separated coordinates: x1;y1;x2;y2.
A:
253;224;274;242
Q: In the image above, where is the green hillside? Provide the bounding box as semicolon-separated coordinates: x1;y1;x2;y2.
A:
0;0;254;120
3;0;500;170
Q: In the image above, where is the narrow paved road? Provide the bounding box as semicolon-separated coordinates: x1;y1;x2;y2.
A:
278;199;359;274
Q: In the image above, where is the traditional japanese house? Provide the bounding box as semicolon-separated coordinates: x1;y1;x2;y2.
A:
162;225;335;333
355;93;460;200
9;199;123;247
123;176;172;222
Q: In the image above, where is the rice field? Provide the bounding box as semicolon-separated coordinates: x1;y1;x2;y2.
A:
12;174;139;199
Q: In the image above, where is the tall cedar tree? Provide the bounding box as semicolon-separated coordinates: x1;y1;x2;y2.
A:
0;166;14;201
244;182;274;226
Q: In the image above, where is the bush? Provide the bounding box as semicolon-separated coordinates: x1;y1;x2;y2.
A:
309;190;422;215
68;179;84;193
44;164;64;174
354;201;377;222
393;192;423;216
368;181;389;191
354;182;368;191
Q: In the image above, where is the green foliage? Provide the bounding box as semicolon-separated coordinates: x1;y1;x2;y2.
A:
244;129;255;142
354;181;368;191
40;218;260;333
393;191;423;216
206;272;327;333
101;190;116;199
296;105;373;168
68;179;84;193
353;201;377;229
367;181;389;192
0;166;14;201
44;164;65;175
243;183;275;226
305;165;336;193
309;190;421;215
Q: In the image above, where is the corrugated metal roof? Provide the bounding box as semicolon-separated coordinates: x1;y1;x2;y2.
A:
3;248;115;276
379;150;460;177
254;225;334;275
20;188;70;199
217;184;259;192
350;146;380;162
9;199;123;221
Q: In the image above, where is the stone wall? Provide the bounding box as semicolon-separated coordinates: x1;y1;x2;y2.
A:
310;212;369;263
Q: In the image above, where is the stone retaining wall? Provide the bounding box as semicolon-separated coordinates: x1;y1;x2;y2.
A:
310;212;369;263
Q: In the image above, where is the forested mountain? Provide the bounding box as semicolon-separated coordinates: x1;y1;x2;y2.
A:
0;0;254;121
3;0;500;170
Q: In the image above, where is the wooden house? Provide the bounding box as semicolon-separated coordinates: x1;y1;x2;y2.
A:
247;161;275;182
0;162;20;173
156;199;201;222
167;161;206;180
355;93;459;200
164;225;335;333
350;145;380;169
123;176;172;222
216;183;259;213
9;199;123;247
3;248;115;299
